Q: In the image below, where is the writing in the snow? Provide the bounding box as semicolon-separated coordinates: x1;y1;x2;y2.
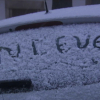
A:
56;35;100;53
0;41;38;57
0;35;100;63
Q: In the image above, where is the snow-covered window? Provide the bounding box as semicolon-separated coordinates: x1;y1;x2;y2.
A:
1;23;100;90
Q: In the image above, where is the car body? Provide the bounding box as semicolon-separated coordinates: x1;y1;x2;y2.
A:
0;4;100;100
0;4;100;34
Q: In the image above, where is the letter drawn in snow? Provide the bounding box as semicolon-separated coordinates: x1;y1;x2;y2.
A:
93;36;100;48
0;44;21;59
16;44;20;57
10;44;21;58
0;47;12;64
73;35;90;49
56;36;65;53
32;41;38;55
0;47;12;55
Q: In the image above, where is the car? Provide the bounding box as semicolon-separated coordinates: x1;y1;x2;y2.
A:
0;4;100;100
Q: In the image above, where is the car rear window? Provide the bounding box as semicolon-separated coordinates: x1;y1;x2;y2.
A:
0;23;100;90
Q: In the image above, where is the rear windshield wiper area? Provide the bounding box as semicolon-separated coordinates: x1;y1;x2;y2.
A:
0;79;33;94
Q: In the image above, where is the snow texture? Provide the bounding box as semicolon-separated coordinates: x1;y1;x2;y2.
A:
0;23;100;90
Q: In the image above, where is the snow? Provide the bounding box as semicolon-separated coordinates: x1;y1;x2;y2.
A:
0;23;100;90
0;4;100;100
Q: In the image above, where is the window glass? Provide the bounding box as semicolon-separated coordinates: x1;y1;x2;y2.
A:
52;0;72;9
11;9;42;17
91;0;100;4
86;0;100;5
5;0;44;18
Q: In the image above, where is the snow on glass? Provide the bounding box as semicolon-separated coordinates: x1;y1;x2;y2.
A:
0;23;100;90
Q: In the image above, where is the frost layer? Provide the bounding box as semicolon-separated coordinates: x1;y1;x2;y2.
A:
0;23;100;90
